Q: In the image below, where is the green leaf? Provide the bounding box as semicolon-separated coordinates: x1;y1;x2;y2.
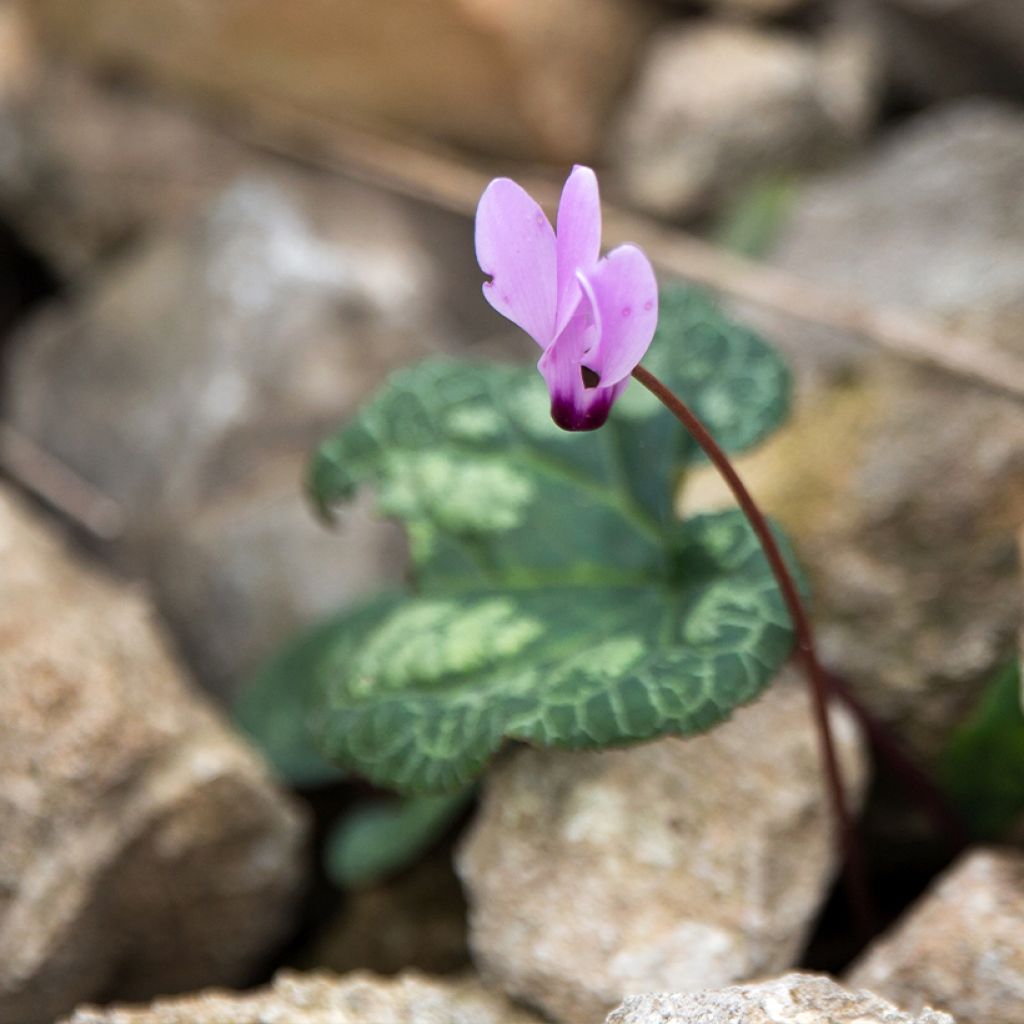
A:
298;288;797;793
310;512;796;792
233;607;395;787
941;660;1024;839
325;789;473;888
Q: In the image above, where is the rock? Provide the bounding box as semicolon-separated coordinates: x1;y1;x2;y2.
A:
861;0;1024;102
691;0;809;17
1020;526;1024;678
23;0;653;163
5;174;471;697
303;849;470;977
0;485;307;1024
607;972;956;1024
455;674;868;1024
0;55;249;277
769;102;1024;357
846;848;1024;1024
60;970;543;1024
712;102;1024;764
0;2;35;98
610;20;878;218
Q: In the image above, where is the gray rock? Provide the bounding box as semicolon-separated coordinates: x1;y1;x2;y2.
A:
6;174;468;697
607;972;956;1024
732;101;1024;763
611;20;878;218
60;970;543;1024
303;850;470;978
861;0;1024;102
0;55;249;277
456;674;868;1024
770;102;1024;360
847;848;1024;1024
0;484;307;1024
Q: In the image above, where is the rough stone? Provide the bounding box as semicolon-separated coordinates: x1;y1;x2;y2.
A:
697;102;1024;761
846;848;1024;1024
715;101;1024;764
0;54;248;277
607;972;956;1024
0;485;307;1024
456;674;868;1024
610;20;878;218
60;970;542;1024
303;849;470;977
689;0;809;16
861;0;1024;102
22;0;653;163
5;174;472;697
768;102;1024;362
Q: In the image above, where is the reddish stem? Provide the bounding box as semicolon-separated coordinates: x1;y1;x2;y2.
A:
632;364;873;934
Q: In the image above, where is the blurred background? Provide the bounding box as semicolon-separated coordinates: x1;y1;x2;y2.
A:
1;1;1023;1022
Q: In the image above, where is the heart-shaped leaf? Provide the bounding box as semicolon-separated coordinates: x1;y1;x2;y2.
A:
312;511;796;792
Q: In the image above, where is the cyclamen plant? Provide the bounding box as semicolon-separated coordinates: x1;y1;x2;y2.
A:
238;166;863;904
477;165;863;918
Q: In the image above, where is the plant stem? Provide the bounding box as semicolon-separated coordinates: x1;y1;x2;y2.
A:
826;670;971;853
632;364;873;934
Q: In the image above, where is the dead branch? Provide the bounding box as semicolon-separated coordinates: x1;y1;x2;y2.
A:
0;423;124;540
237;102;1024;402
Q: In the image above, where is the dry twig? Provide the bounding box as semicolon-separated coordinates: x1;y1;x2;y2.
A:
238;103;1024;402
0;422;124;540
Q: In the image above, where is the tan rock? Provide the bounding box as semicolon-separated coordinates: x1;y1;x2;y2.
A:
847;848;1024;1024
611;20;878;218
699;0;808;16
0;2;35;97
0;485;307;1024
303;849;470;977
21;0;653;162
608;972;955;1024
709;102;1024;765
456;674;868;1024
60;970;542;1024
0;53;250;277
5;174;465;697
682;360;1024;767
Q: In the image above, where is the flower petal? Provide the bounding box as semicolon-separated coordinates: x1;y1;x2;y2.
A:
555;165;601;336
475;177;558;346
537;300;625;431
577;245;659;386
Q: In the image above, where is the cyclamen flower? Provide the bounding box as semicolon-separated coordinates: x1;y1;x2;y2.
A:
475;166;658;431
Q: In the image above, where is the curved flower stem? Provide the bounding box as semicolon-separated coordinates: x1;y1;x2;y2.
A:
632;364;873;935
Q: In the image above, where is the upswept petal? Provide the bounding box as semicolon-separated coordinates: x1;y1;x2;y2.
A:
577;245;659;386
554;165;601;336
537;299;625;432
475;177;558;346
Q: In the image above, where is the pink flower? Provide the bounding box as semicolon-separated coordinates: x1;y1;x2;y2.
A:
475;166;659;431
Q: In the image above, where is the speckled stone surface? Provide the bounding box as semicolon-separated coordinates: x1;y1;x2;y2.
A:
457;675;868;1024
62;970;543;1024
847;848;1024;1024
607;972;955;1024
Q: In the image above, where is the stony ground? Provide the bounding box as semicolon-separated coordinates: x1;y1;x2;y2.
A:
0;1;1022;1022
